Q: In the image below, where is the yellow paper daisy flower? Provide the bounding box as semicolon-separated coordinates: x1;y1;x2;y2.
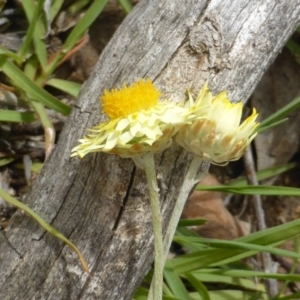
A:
71;79;195;158
176;85;259;165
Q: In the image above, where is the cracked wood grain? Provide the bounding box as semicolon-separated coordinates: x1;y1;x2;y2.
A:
1;0;300;299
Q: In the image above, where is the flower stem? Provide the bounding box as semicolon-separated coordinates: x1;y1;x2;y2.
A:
148;155;209;299
163;156;208;261
143;153;163;300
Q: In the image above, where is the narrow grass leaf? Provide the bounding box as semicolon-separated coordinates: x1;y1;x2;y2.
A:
196;185;300;196
46;78;81;97
189;290;267;300
185;272;265;292
170;217;300;274
15;162;44;173
0;110;36;122
19;0;44;60
0;188;89;273
134;272;179;299
23;55;39;80
49;0;64;21
276;292;300;300
164;261;191;300
68;0;90;14
256;118;288;133
178;219;207;227
0;56;71;115
133;287;149;300
163;281;177;297
0;47;22;64
0;157;16;167
228;163;296;186
175;228;207;252
63;0;108;53
33;33;48;71
133;287;180;300
173;237;300;260
21;0;48;70
286;40;300;66
195;269;300;282
258;95;300;129
273;237;300;299
118;0;133;13
185;274;211;300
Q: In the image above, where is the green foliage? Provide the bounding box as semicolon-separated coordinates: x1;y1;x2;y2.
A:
135;215;300;299
0;56;71;114
118;0;133;13
0;110;36;122
257;95;300;133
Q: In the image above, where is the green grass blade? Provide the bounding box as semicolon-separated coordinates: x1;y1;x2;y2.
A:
0;188;89;273
133;287;148;300
0;47;22;64
19;0;44;59
63;0;108;53
0;157;17;167
273;237;300;299
178;219;207;227
21;0;48;70
118;0;133;13
186;272;265;292
0;56;71;115
15;162;44;173
195;269;300;282
45;0;108;74
196;185;300;196
185;274;211;300
68;0;90;14
33;32;48;71
46;78;81;97
173;237;300;260
228;163;296;186
49;0;64;21
0;110;36;122
23;55;39;80
164;261;191;300
286;40;300;66
189;290;267;300
133;288;181;300
256;118;288;133
170;217;300;274
276;292;300;300
175;227;207;252
258;95;300;129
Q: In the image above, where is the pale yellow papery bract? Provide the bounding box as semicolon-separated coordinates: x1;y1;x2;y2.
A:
71;101;201;158
176;86;259;165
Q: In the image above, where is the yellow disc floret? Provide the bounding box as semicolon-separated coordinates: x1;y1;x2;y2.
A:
101;79;161;119
71;78;197;159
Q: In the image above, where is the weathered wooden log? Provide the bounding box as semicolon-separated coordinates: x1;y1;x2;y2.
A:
1;1;300;299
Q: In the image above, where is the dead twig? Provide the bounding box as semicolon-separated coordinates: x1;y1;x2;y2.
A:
244;146;278;298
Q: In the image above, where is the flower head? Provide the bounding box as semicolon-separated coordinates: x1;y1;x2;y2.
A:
71;79;193;158
176;85;259;165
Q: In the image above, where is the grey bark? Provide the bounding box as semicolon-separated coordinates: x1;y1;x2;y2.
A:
1;0;300;299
